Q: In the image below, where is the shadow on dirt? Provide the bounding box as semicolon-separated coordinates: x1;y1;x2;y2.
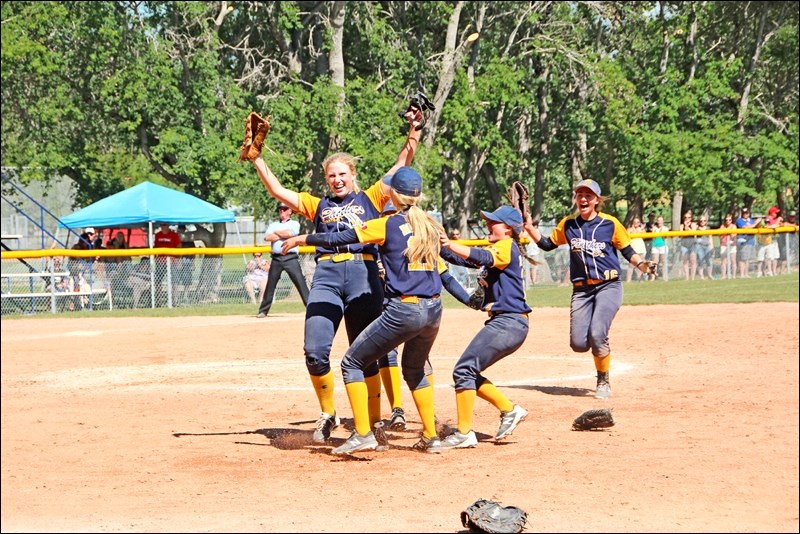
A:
507;384;594;396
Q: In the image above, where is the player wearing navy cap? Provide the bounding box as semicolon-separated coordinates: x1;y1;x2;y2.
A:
525;179;651;399
437;204;532;449
250;110;424;444
282;166;445;454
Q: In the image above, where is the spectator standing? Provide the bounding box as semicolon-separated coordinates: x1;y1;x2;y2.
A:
679;211;698;280
244;251;270;305
756;207;781;277
778;211;799;274
626;217;647;282
525;228;541;286
174;225;196;306
644;212;656;260
153;222;181;305
649;215;669;280
719;214;738;279
695;215;714;280
736;207;761;277
256;203;310;318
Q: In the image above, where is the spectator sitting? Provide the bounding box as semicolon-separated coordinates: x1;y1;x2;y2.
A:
127;257;152;309
244;251;270;305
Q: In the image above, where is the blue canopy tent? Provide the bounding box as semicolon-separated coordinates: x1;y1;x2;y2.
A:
59;181;234;237
57;181;237;309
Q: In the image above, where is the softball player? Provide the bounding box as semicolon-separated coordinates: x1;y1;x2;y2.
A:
376;202;475;432
438;205;531;449
250;111;423;444
524;179;651;399
282;166;445;454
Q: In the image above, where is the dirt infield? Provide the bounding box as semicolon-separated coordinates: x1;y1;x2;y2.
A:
2;303;798;533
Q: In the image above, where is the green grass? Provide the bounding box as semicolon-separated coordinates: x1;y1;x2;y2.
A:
4;273;797;319
523;271;799;307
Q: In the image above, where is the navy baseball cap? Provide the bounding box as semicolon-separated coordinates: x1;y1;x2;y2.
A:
382;166;422;197
573;179;602;197
480;205;523;235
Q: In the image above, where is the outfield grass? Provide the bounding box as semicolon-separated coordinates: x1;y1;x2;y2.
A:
5;272;797;319
523;271;799;307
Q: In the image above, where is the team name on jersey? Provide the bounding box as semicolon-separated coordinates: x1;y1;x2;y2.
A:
570;237;607;257
320;204;368;229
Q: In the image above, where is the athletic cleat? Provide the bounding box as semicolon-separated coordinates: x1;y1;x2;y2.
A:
312;411;340;444
441;430;478;449
412;434;442;454
388;407;406;431
331;431;378;455
595;381;611;399
495;404;528;440
595;371;611;399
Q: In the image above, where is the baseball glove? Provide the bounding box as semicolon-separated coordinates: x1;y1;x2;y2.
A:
461;499;528;534
638;260;658;277
238;112;271;162
506;181;531;222
467;285;484;311
572;408;615;431
398;91;435;131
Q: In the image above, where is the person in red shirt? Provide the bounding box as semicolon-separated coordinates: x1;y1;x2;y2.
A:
153;223;182;305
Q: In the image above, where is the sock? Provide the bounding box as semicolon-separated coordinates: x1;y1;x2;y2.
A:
455;389;477;435
345;381;371;436
411;385;437;439
477;380;513;413
380;365;403;410
309;371;336;416
365;373;382;427
594;354;611;372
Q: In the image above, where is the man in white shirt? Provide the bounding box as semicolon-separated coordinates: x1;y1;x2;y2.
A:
257;203;310;318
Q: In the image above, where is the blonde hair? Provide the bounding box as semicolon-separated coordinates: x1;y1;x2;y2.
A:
392;191;443;267
322;152;361;194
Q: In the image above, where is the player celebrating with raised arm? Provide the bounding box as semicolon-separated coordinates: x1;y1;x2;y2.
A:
523;179;654;399
437;205;532;449
250;110;424;444
282;167;445;454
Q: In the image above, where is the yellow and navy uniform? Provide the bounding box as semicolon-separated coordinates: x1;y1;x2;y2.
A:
306;210;442;299
305;209;442;442
296;181;388;260
537;213;636;285
440;237;531;315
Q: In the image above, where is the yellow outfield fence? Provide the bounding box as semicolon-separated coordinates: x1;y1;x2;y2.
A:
1;227;797;316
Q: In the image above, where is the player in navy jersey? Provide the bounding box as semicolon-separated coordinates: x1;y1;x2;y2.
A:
281;167;445;454
437;205;532;449
250;110;423;444
524;179;652;399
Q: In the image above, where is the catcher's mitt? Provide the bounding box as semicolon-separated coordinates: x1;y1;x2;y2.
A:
461;499;528;534
572;408;615;431
506;181;531;223
238;112;271;162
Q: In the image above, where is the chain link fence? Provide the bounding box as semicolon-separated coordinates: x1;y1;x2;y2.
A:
2;230;798;316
